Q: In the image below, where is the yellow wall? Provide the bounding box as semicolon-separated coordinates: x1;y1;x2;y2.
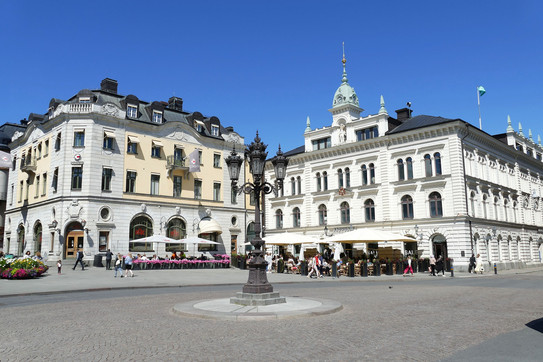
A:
15;136;52;206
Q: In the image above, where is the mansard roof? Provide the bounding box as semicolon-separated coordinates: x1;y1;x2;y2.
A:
386;115;463;135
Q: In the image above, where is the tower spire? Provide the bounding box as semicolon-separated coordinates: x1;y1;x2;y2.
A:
341;42;348;84
379;95;387;114
506;115;514;132
305;116;311;133
519;122;524;137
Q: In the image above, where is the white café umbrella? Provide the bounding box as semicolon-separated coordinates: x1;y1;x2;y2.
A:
333;242;344;260
134;234;180;243
180;236;220;245
263;232;321;245
323;228;417;244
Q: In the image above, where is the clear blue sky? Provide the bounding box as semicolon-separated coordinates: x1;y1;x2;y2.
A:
1;0;542;153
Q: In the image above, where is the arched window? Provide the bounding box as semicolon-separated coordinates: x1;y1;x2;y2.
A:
166;218;186;252
401;195;414;219
129;215;153;252
503;199;509;222
369;163;375;184
364;199;375;222
296;176;302;195
406;157;413;179
424;154;432;177
316;173;321;192
361;165;368;185
397;159;405;181
323;172;328;191
434;152;442;175
318;204;327;226
345;167;350;188
293;207;301;228
291;177;296;195
34;222;42;253
338;169;344;188
494;196;499;220
17;224;25;255
275;209;283;229
470;191;477;217
429;192;443;217
340;202;350;224
482;194;488;219
513;200;518;223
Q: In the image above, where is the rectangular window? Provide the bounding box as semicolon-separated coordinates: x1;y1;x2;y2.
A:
127;104;138;118
79;97;90;103
312;137;331;151
213;182;221;201
102;168;112;191
55;133;61;151
10;183;14;205
211;125;219;136
127;142;137;154
99;231;109;252
37;143;42;159
213;153;221;168
152;111;163;123
42;173;47;196
151;146;161;158
195;121;204;132
356;127;378;141
194;179;202;199
231;188;237;204
19;181;23;202
126;171;137;193
250;190;256;206
150;174;160;195
173;176;182;197
71;167;83;190
74;131;85;147
25;180;29;200
44;139;49;156
12;156;16;171
103;131;115;150
198;150;203;165
52;168;58;192
35;175;40;197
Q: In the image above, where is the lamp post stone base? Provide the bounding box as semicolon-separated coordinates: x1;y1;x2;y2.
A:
242;255;273;294
230;292;286;306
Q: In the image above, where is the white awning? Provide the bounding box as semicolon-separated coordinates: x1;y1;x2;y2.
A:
152;140;164;147
104;131;116;138
198;218;223;235
128;136;140;143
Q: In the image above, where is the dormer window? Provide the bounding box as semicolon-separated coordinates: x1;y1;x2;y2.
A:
211;125;219;136
127;104;138;118
79;97;91;103
152;111;163;123
195;120;205;132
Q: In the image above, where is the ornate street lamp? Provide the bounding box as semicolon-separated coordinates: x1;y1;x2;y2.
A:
225;132;288;294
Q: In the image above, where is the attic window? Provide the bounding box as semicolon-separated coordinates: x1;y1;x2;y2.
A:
127;104;138;118
79;97;91;103
211;125;219;136
152;111;163;123
195;120;205;132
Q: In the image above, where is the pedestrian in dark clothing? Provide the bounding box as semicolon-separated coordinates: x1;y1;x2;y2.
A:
468;254;476;273
105;249;113;270
72;250;85;270
435;255;445;276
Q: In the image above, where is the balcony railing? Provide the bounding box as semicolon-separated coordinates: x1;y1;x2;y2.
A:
166;155;188;171
69;103;93;113
20;158;37;174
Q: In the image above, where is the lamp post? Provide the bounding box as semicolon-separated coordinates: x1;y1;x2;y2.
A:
225;132;288;294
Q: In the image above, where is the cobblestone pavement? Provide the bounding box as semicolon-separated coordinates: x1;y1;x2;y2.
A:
1;271;542;361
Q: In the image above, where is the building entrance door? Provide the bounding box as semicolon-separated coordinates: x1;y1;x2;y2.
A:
66;231;84;259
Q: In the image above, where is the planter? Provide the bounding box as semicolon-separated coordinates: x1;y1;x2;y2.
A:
386;263;393;275
396;262;403;275
412;261;418;273
361;263;368;277
277;259;285;273
301;261;308;276
348;263;355;277
374;262;381;276
331;263;338;278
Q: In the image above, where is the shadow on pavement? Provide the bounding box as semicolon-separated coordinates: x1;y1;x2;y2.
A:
526;317;543;333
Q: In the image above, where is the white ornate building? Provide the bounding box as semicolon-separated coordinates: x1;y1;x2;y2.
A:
3;79;254;264
264;55;543;271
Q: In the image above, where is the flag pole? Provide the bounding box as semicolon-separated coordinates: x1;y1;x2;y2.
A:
477;87;482;130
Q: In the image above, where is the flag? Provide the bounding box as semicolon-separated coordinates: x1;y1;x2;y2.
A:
188;149;200;172
0;151;11;169
477;86;486;97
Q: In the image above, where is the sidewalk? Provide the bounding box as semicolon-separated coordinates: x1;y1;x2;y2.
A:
1;264;542;298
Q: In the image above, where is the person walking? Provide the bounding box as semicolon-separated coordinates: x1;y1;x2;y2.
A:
124;253;134;278
307;256;321;279
429;255;436;276
105;249;113;270
57;260;62;274
114;253;123;277
435;255;445;276
402;255;414;276
468;254;476;273
474;253;483;274
72;250;85;270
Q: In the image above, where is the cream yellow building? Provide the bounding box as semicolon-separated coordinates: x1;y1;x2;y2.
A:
3;79;253;263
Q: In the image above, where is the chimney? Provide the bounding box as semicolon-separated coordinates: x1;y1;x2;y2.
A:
395;107;412;121
168;96;183;111
100;78;118;94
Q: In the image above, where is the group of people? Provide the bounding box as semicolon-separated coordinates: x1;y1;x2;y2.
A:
428;255;446;276
469;253;485;274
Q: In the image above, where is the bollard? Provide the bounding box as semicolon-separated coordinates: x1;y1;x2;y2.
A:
450;264;454;277
494;263;497;274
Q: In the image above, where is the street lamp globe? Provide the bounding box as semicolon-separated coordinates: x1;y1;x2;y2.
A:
225;147;243;186
246;131;267;178
272;145;288;183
